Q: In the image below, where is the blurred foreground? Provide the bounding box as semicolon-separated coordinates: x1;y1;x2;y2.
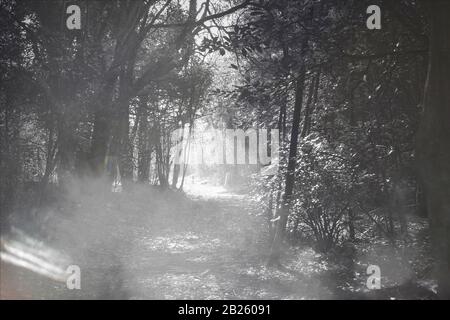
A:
0;179;437;300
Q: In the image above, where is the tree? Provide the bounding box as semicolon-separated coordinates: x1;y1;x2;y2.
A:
416;0;450;299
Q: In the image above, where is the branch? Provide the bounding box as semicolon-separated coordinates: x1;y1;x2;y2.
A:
342;49;427;61
152;0;251;28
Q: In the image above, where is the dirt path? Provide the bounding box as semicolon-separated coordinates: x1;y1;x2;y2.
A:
112;184;333;299
2;183;438;300
1;183;335;299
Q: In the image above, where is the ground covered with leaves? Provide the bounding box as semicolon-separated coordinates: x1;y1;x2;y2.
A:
0;181;436;299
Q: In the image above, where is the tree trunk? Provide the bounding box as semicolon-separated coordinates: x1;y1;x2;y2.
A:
56;114;76;189
112;67;133;184
268;66;307;266
137;98;150;183
90;109;111;176
415;179;428;218
179;122;194;191
41;124;57;186
417;0;450;299
89;77;116;177
301;70;320;138
171;123;184;189
301;74;316;138
348;208;356;242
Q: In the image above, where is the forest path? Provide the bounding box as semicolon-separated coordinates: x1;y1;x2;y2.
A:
113;183;333;299
1;182;335;299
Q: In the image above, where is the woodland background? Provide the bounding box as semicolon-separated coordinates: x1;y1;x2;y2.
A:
1;0;449;299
